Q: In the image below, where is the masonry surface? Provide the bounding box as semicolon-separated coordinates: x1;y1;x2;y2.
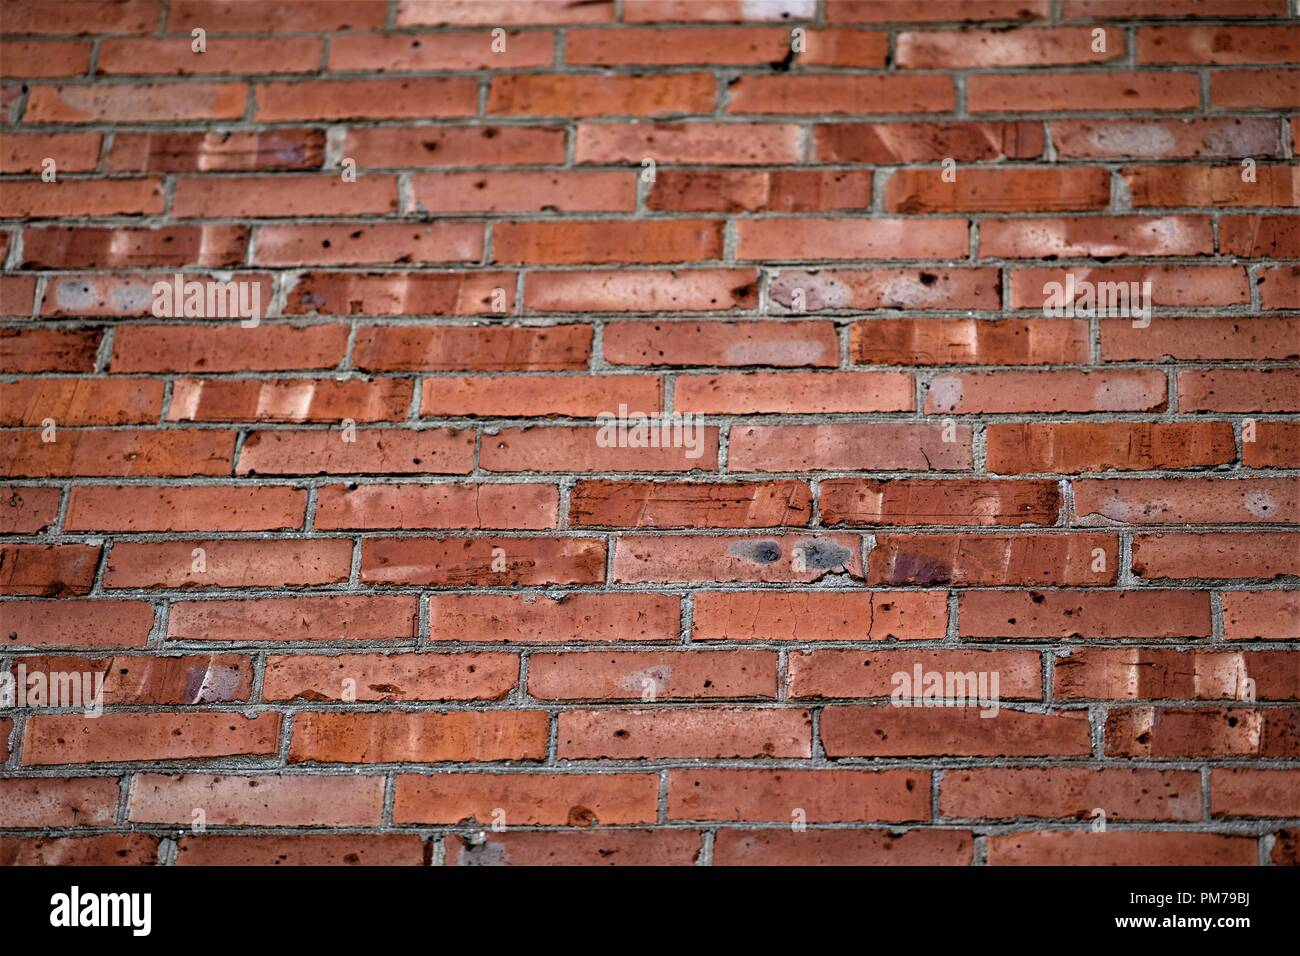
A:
0;0;1297;867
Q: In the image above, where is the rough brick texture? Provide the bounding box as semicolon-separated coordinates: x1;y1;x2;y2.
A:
0;0;1296;868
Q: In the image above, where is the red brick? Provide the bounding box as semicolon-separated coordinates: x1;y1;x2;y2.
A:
493;219;722;264
1211;768;1300;817
167;596;418;643
647;169;872;212
0;777;119;827
800;28;890;67
987;831;1256;866
66;485;304;532
1222;215;1300;257
958;590;1212;640
815;120;1043;162
886;167;1110;212
22;652;253;705
1123;164;1299;207
0;429;235;478
821;478;1061;527
129;773;384;825
822;707;1092;757
361;536;606;586
421;374;661;417
25;82;246;122
109;129;325;172
1011;265;1250;308
177;835;425;866
395;773;659;825
870;533;1117;586
678;371;914;414
0;276;37;317
103;538;352;589
21;224;248;268
39;273;270;318
968;71;1199;112
428;593;681;644
737;217;968;260
411;171;634;214
567;27;791;65
1223;591;1300;640
1051;118;1281;159
1;328;96;372
979;215;1213;257
170;0;386;31
669;769;929;822
0;179;164;218
1102;317;1300;362
0;41;90;77
604;321;836;368
0;378;164;425
0;486;60;534
770;268;999;311
256;78;477;121
713;828;971;866
399;0;613;26
1056;647;1299;701
558;708;812;759
264;652;519;702
829;0;1047;22
928;370;1166;414
941;768;1201;821
330;30;553;70
168;377;411;424
1132;532;1300;581
852;319;1088;366
0;131;99;173
252;222;483;266
1106;707;1300;758
354;325;588;370
1178;369;1300;412
286;266;515;318
529;650;778;700
898;26;1120;67
727;74;954;114
527;270;758;313
99;36;322;74
0;835;159;866
23;712;280;765
624;1;813;23
986;422;1237;474
1260;265;1300;311
236;428;475;476
728;423;970;472
0;543;100;596
570;480;810;528
1212;69;1300;109
1;600;154;649
613;533;860;583
443;830;701;866
576;121;802;164
1074;477;1299;526
480;426;719;473
693;591;948;642
290;711;549;763
489;73;715;116
174;174;398;217
1063;0;1284;16
316;483;557;531
1139;25;1300;63
1245;422;1300;468
112;324;345;373
790;649;1042;700
345;125;566;167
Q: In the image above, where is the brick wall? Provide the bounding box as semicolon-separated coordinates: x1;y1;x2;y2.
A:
0;0;1297;867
